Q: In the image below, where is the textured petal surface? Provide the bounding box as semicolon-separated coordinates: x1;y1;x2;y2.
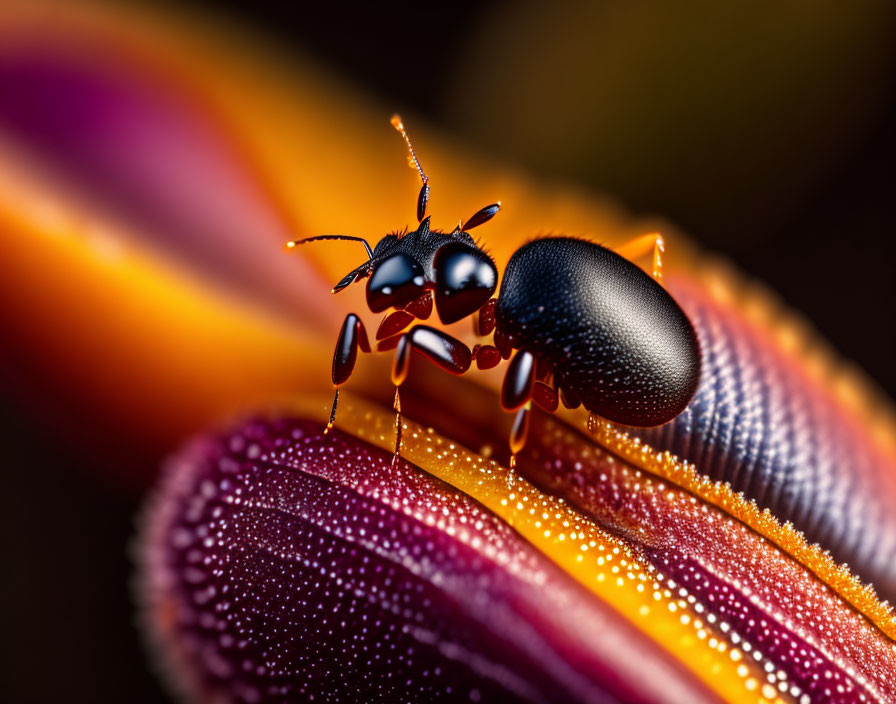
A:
139;400;896;703
140;415;719;704
520;411;896;703
628;274;896;600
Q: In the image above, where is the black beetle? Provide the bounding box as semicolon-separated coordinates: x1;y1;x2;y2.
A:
290;116;700;466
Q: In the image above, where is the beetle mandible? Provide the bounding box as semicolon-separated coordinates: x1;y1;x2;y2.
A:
290;116;701;467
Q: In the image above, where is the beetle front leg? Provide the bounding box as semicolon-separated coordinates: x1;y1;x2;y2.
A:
508;404;531;471
389;325;472;462
391;334;411;463
472;298;497;336
613;232;665;284
326;313;370;434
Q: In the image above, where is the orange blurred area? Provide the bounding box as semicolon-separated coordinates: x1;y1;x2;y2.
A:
1;3;895;702
0;0;688;480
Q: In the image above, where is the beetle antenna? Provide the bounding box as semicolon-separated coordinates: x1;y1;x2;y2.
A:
287;235;374;259
330;259;380;294
287;235;380;293
463;202;502;231
391;114;430;222
391;114;428;185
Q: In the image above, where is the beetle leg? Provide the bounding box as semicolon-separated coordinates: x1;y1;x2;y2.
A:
509;402;532;470
474;344;502;370
501;349;538;468
391;384;404;466
406;325;474;374
532;381;559;412
404;291;433;319
376;310;414;340
473;298;497;337
390;325;473;462
501;350;536;410
493;327;514;359
326;313;370;434
390;333;411;463
613;232;665;284
560;385;582;410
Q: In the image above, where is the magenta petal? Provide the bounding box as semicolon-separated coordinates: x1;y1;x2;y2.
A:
0;47;331;324
138;416;717;703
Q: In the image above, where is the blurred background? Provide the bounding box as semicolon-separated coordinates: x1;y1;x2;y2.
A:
2;1;894;701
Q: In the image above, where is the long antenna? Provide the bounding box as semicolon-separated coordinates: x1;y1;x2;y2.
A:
391;114;430;222
391;114;428;185
287;235;373;259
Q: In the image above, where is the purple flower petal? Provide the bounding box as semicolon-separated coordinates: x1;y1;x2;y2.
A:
138;416;720;703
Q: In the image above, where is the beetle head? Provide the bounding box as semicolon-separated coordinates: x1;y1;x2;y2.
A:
433;241;498;324
366;252;427;312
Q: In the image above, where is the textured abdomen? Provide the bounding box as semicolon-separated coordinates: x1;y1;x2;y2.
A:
495;237;700;426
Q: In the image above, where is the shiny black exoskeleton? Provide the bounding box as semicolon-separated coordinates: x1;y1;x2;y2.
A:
362;217;498;324
291;115;700;466
496;238;700;428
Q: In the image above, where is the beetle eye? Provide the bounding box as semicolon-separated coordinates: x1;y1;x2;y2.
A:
433;243;498;324
366;253;426;313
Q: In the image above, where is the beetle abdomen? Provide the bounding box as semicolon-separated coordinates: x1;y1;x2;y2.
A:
495;237;700;426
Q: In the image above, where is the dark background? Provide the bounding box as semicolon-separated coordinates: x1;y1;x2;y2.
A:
2;2;894;702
